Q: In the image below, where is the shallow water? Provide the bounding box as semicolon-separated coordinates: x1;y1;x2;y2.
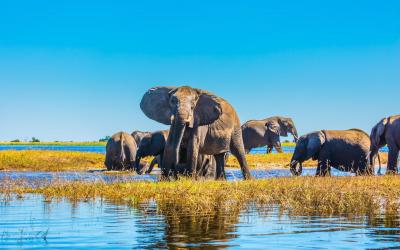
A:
1;194;400;249
0;144;389;154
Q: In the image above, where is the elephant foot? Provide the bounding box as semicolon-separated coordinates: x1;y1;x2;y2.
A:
385;169;398;175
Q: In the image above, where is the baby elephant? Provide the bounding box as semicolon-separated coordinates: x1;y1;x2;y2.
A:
135;130;169;174
290;129;373;176
105;132;137;171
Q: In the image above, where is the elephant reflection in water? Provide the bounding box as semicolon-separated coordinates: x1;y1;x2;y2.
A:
134;203;240;249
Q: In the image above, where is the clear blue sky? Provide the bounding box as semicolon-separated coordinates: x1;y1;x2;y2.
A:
0;0;399;141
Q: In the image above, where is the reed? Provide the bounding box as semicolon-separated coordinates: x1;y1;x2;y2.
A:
1;176;399;216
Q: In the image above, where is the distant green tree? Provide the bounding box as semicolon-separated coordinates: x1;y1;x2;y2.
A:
10;139;20;142
30;137;40;142
283;140;290;143
99;136;111;142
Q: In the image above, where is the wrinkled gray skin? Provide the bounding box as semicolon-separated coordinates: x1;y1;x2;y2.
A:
105;132;137;171
242;116;298;153
131;130;152;147
140;86;251;180
290;129;373;176
135;130;169;174
370;115;400;174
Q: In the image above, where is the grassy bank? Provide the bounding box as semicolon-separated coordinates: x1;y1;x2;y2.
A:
2;176;399;216
0;150;104;171
0;141;106;146
0;150;388;172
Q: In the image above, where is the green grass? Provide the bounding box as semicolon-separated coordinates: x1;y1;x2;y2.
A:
0;141;106;146
2;176;400;216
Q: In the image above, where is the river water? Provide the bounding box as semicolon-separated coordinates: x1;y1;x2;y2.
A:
1;193;400;249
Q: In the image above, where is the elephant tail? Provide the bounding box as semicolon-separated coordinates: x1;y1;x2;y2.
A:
119;134;126;168
368;150;382;175
377;152;382;175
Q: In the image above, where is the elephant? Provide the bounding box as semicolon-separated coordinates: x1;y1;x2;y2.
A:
131;130;152;147
370;115;400;174
289;129;373;176
135;130;169;174
241;116;298;153
105;131;137;171
140;86;252;180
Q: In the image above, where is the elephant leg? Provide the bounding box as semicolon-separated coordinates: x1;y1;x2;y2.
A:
266;146;273;154
105;154;113;171
273;141;283;153
145;157;158;174
187;128;200;178
387;147;399;175
316;158;330;177
215;153;227;180
230;129;252;180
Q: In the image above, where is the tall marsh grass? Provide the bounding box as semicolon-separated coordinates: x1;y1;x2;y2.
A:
1;176;399;216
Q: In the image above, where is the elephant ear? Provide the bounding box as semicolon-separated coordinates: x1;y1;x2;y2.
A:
140;87;175;125
374;118;388;146
306;131;326;160
194;90;222;126
266;120;280;135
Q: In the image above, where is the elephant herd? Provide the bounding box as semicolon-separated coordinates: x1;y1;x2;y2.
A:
105;86;400;180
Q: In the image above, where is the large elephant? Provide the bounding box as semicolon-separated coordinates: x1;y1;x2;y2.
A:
370;115;400;174
290;129;373;176
140;86;251;180
241;116;298;153
135;130;169;174
105;131;137;171
131;130;152;147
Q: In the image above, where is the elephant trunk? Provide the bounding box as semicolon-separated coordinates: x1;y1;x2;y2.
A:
290;160;303;176
134;153;144;175
162;120;186;176
292;128;299;142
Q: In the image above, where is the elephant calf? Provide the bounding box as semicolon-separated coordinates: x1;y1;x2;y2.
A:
135;130;169;174
290;129;373;176
105;131;137;171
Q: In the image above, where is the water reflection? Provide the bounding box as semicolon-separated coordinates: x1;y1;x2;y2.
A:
2;194;400;249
